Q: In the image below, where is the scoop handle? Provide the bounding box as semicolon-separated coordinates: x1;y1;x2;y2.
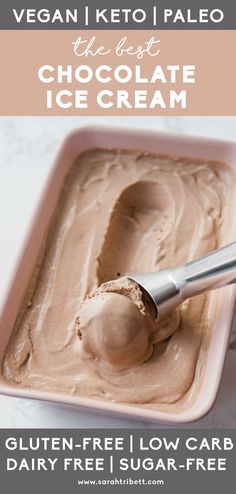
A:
181;241;236;298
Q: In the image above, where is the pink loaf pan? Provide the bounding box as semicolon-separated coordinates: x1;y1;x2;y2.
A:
0;125;236;424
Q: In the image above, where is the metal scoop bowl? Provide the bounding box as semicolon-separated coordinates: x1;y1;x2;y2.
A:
129;242;236;320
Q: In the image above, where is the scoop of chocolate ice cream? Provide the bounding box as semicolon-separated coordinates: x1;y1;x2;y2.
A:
76;277;155;368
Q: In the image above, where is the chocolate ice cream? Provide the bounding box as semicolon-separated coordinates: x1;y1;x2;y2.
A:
2;147;235;409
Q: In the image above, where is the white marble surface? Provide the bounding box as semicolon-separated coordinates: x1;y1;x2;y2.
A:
0;116;236;428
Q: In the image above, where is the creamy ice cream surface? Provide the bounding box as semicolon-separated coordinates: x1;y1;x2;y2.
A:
2;147;236;410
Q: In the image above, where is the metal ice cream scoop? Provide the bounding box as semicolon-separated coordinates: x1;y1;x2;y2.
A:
129;242;236;319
